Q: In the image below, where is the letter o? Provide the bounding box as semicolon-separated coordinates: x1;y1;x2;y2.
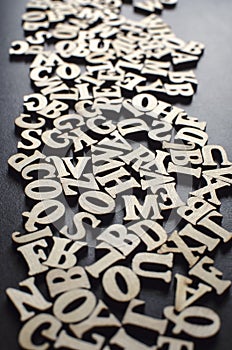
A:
53;289;96;323
132;93;157;112
79;191;115;214
22;11;46;22
102;266;140;302
56;64;81;80
25;179;62;200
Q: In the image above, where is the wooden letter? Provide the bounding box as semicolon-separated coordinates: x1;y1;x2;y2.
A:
46;266;90;298
123;194;162;221
129;220;167;251
85;243;125;279
53;289;96;323
122;299;168;335
102;265;140;302
6;277;51;321
110;328;155;350
70;300;120;337
79;190;115;214
55;330;105;350
158;230;206;268
132;252;173;283
23;200;65;232
17;239;48;275
174;273;212;311
44;237;86;269
19;313;61;350
177;197;215;225
97;224;140;256
156;336;194;350
189;256;231;295
164;306;221;338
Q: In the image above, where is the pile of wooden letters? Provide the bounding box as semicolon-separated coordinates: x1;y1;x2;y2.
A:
6;1;232;349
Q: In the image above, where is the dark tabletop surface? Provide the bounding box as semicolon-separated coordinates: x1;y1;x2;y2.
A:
0;1;232;349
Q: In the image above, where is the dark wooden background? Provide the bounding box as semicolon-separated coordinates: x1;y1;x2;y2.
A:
0;1;232;349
